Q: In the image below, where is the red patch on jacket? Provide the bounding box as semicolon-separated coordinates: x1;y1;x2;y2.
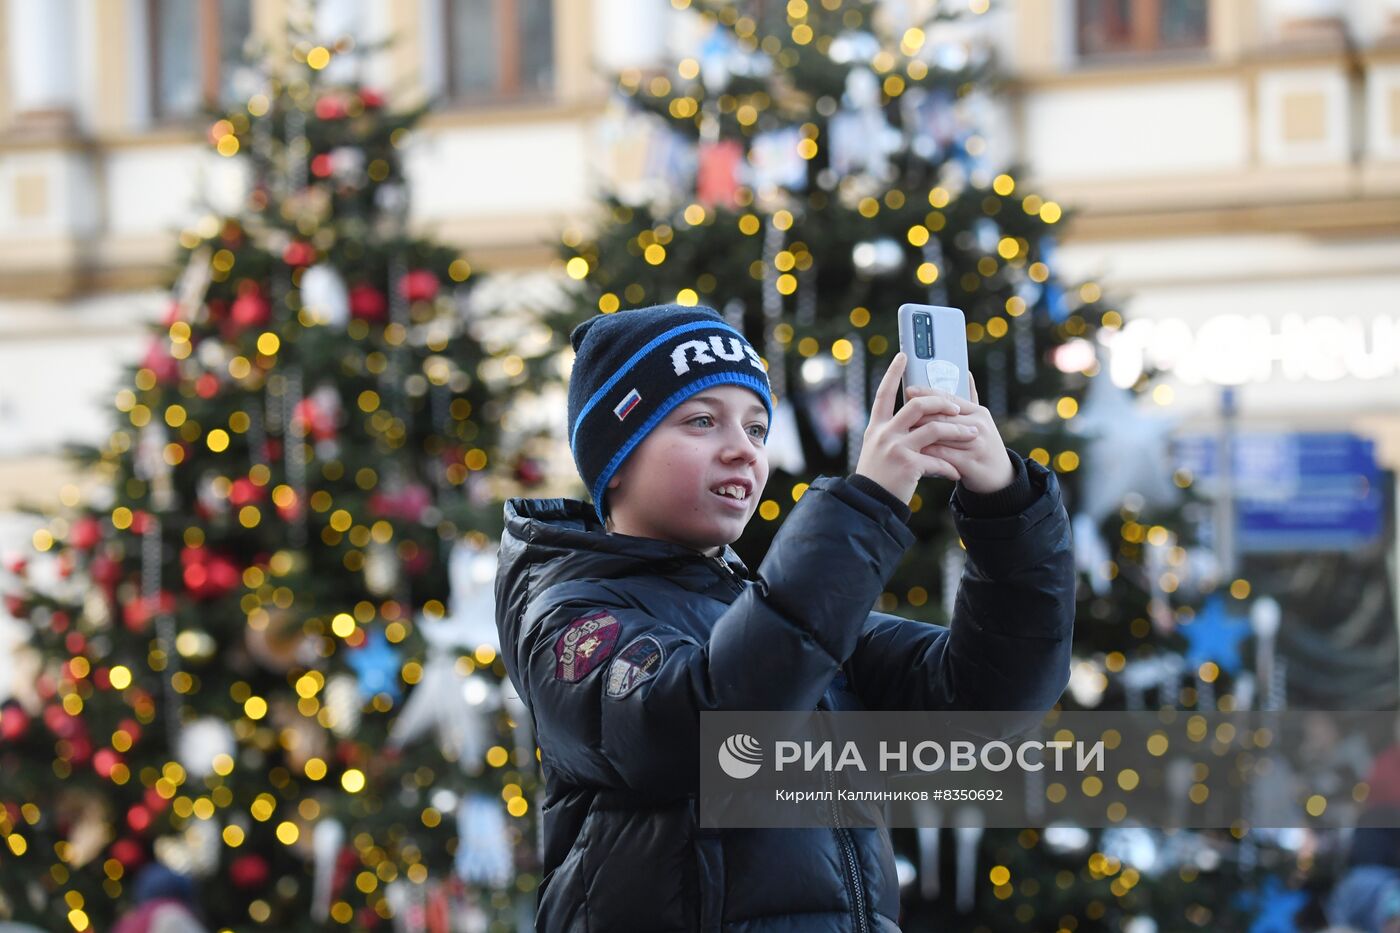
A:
554;610;621;682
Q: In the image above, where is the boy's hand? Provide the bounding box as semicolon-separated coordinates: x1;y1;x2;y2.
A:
854;352;980;504
905;372;1015;494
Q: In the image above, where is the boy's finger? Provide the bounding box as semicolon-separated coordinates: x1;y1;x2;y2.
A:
905;384;964;410
917;452;961;482
893;393;962;431
872;353;906;423
968;372;979;406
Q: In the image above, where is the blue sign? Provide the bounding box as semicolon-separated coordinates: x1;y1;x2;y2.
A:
1172;433;1384;552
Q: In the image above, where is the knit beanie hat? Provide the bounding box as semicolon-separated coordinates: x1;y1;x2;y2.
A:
567;304;773;524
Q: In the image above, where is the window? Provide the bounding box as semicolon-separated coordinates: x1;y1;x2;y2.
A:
445;0;555;101
1077;0;1209;59
150;0;253;120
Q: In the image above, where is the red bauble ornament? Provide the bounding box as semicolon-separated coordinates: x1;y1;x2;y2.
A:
283;240;317;267
91;553;121;588
368;484;430;523
515;456;544;487
69;516;101;550
231;290;271;331
0;705;29;742
311;153;334;178
142;340;180;386
126;804;150;833
122;591;176;633
110;837;144;868
228;477;265;508
3;594;25;618
293;398;338;441
195;373;220;399
230;853;270;889
144;786;169;814
398;269;440;303
359;89;385;109
349;283;388;322
93;747;122;778
314;96;347;120
180;546;240;600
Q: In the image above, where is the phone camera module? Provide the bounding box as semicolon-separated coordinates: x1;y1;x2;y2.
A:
914;312;933;359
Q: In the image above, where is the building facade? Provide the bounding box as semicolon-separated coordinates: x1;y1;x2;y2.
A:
1;0;1398;526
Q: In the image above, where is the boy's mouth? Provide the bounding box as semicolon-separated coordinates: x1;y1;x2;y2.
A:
710;481;752;502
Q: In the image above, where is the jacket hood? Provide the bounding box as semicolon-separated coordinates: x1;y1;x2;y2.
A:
494;496;750;658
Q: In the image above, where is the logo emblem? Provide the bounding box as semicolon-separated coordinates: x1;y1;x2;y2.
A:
554;611;620;682
718;733;764;780
670;335;766;376
613;388;642;421
605;635;665;698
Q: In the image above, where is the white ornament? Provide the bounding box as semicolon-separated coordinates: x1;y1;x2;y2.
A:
364;542;399;597
177;717;235;780
1069;362;1182;524
455;795;513;888
444;539;501;651
312;818;345;923
764;398;806;476
1072;512;1113;597
323;673;361;737
300;264;350;327
851;239;904;277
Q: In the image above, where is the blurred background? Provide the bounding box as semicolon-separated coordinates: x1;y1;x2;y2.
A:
0;0;1397;931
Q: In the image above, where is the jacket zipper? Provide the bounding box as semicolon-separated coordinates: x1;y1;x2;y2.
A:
837;828;869;933
826;740;869;932
708;555;746;595
714;551;868;930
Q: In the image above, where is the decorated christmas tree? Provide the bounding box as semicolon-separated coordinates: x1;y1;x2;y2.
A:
532;0;1288;928
0;15;539;933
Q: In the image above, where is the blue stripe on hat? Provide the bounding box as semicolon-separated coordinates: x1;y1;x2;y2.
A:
590;370;774;524
569;318;750;463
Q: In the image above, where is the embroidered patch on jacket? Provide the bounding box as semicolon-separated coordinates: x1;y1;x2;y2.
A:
613;388;642;421
605;635;665;698
554;610;621;683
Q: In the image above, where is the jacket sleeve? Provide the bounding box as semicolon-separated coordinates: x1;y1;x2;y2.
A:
512;475;915;795
844;455;1075;725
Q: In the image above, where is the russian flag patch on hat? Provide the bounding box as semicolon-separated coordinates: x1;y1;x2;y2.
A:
613;388;642;421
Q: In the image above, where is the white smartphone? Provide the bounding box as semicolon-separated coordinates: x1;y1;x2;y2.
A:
897;303;970;400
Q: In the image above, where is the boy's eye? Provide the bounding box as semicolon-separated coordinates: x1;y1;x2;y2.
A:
685;415;767;439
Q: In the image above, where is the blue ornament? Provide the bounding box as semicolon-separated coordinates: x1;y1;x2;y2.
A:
1181;593;1251;675
1234;874;1309;933
347;629;401;703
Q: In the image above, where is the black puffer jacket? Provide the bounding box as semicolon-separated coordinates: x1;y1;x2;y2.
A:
495;452;1075;932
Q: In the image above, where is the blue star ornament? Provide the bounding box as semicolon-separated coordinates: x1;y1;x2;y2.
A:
347;629;402;703
1235;874;1309;933
1181;594;1251;675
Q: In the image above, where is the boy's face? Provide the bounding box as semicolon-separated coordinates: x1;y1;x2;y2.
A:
606;384;770;557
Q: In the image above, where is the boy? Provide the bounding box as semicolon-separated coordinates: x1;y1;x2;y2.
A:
495;304;1075;932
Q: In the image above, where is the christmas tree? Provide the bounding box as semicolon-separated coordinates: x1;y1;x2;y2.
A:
0;17;538;933
539;0;1285;929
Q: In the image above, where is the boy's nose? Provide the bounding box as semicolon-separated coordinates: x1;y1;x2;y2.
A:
719;423;758;459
